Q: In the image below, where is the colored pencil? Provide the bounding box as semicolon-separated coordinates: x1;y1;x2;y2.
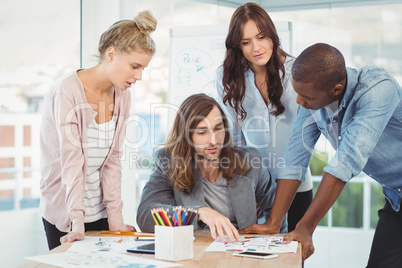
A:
100;230;154;237
150;207;198;227
154;209;165;226
160;209;172;226
181;212;188;226
151;209;160;225
173;210;180;226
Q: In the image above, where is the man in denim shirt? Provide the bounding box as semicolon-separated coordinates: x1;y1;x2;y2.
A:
241;43;402;267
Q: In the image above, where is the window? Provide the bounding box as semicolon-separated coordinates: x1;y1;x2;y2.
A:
280;3;402;230
0;0;80;211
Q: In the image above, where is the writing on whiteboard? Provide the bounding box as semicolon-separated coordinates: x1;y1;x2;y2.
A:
175;47;213;72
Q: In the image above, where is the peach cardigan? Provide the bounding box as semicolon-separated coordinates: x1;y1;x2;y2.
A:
39;70;131;234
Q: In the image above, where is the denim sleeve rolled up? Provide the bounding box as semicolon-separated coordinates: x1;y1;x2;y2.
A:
324;72;400;182
278;66;402;211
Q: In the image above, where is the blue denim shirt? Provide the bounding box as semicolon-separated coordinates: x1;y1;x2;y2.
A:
278;66;402;211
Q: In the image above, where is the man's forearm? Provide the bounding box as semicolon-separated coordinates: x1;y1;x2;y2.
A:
297;172;346;232
266;179;301;227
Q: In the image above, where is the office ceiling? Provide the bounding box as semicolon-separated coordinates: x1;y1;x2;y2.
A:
193;0;391;11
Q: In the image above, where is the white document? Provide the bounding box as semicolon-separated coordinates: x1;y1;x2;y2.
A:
25;251;181;268
205;235;298;254
66;236;152;254
25;236;180;268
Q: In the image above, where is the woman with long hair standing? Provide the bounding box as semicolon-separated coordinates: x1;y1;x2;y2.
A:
215;2;313;234
40;11;156;249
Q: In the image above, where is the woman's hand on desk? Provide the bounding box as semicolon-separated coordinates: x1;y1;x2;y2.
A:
60;232;85;244
117;224;136;232
59;225;135;245
198;207;241;243
109;222;136;232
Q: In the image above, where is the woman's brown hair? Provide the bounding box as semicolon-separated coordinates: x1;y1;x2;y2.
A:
222;2;289;120
165;93;249;194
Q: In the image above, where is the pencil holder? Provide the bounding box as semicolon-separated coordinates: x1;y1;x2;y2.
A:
154;225;194;261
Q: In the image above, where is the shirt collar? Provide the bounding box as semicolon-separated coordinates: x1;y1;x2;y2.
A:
324;67;358;115
339;67;358;109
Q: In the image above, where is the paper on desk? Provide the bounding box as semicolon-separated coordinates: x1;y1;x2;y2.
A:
25;251;181;268
66;236;153;254
205;235;298;254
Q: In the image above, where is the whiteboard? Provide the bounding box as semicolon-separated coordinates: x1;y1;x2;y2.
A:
167;22;292;127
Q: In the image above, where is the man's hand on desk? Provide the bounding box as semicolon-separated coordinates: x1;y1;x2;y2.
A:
198;207;241;243
239;218;281;235
60;232;85;244
283;222;315;261
238;223;278;235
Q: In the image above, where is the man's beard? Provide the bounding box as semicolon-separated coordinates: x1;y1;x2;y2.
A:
195;151;220;162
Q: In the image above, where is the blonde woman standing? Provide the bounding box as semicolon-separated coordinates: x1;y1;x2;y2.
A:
40;11;156;250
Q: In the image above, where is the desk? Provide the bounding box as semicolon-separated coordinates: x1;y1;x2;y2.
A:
21;231;302;268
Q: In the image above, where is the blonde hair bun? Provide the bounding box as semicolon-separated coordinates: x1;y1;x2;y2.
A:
98;10;157;59
134;10;157;35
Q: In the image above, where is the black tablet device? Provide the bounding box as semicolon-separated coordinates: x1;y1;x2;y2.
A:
126;243;155;254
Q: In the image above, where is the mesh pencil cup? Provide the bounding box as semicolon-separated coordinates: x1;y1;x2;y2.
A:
154;225;194;261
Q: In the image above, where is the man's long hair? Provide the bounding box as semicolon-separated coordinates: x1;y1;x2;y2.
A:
164;94;249;194
222;2;290;120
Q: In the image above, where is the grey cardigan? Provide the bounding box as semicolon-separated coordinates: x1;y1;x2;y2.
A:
136;146;287;233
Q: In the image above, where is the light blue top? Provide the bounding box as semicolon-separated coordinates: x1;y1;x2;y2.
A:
278;66;402;211
215;57;312;192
